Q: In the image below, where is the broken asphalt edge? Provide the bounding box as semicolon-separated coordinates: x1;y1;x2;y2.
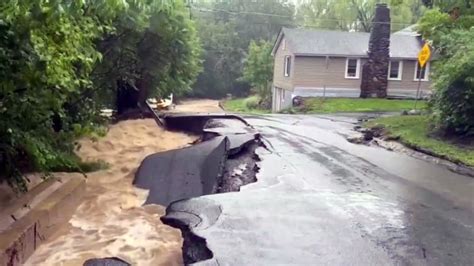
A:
161;198;222;265
162;113;252;134
155;114;262;265
133;136;229;206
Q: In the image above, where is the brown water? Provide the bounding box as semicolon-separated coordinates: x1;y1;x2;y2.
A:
25;119;197;265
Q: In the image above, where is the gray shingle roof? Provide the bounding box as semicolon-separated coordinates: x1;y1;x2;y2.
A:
281;28;422;59
394;24;421;36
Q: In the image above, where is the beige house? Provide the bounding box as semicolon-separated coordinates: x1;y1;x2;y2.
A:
271;28;432;112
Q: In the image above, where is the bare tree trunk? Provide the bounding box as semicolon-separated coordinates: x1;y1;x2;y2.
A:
116;80;139;115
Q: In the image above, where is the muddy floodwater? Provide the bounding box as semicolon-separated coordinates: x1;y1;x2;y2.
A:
26;119;197;265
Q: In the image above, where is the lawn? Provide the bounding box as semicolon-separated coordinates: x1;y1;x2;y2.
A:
365;115;474;167
299;98;427;113
223;96;427;114
221;96;270;114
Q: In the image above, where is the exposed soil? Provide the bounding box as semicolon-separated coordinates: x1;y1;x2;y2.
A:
25;119;197;266
159;115;263;265
352;126;474;177
218;141;261;193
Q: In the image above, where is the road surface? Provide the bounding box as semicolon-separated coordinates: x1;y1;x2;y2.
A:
167;113;474;265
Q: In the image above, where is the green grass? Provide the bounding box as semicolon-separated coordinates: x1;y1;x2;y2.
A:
224;97;428;114
299;98;427;113
365;115;474;167
222;96;270;114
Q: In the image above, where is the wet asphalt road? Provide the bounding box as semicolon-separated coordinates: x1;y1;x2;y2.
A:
170;114;474;265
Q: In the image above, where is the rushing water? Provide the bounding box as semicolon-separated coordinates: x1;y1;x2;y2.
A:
26;119;197;265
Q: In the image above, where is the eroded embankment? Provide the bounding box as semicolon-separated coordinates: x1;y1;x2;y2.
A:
134;115;262;206
134;114;264;265
349;125;474;177
70;114;263;265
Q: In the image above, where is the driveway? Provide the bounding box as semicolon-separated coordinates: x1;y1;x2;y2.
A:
165;113;474;265
171;99;223;113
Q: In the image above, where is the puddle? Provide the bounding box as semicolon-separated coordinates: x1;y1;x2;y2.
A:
25;119;197;265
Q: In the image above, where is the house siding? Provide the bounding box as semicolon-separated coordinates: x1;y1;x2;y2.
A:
388;60;431;97
273;37;294;92
293;56;364;89
291;56;431;98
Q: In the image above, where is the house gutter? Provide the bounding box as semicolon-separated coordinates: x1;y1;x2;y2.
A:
293;53;418;60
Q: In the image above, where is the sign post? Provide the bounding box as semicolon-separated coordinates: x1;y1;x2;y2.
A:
414;43;431;110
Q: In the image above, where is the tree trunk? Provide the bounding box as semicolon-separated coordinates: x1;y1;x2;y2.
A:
116;80;140;116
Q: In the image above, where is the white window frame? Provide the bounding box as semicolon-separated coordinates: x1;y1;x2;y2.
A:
284;55;291;77
414;61;430;81
345;58;361;79
388;60;403;81
282;38;286;51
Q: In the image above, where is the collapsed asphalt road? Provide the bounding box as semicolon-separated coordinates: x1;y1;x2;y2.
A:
134;114;261;206
161;113;474;266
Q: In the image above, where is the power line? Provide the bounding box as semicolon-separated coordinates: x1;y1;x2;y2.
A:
191;5;414;27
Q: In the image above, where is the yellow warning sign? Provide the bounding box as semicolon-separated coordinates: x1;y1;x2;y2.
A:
418;43;431;68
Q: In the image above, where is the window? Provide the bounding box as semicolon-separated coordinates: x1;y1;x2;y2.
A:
284;55;291;77
388;61;403;80
345;58;360;79
282;39;286;51
414;61;429;81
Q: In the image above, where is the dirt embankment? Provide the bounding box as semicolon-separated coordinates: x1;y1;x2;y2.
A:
26;119;197;266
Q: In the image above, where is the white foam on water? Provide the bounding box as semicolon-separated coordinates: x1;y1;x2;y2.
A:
25;119;197;266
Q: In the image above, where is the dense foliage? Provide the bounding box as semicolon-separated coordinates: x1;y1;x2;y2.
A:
93;1;201;105
297;0;426;32
241;40;274;108
418;1;474;135
189;0;295;99
0;0;201;191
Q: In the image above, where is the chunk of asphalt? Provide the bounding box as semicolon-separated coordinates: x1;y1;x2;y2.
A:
163;113;250;134
83;257;131;266
161;198;222;265
203;118;253;135
134;136;228;206
225;133;260;156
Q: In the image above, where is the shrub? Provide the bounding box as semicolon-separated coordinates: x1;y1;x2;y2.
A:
418;9;474;136
241;40;273;101
432;77;474;135
244;95;261;109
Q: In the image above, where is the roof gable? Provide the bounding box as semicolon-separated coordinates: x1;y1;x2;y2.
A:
274;27;422;59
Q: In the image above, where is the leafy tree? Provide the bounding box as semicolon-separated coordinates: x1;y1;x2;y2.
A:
297;0;426;32
190;0;295;99
241;40;274;107
0;0;116;190
417;2;474;135
0;0;202;191
93;0;202;114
